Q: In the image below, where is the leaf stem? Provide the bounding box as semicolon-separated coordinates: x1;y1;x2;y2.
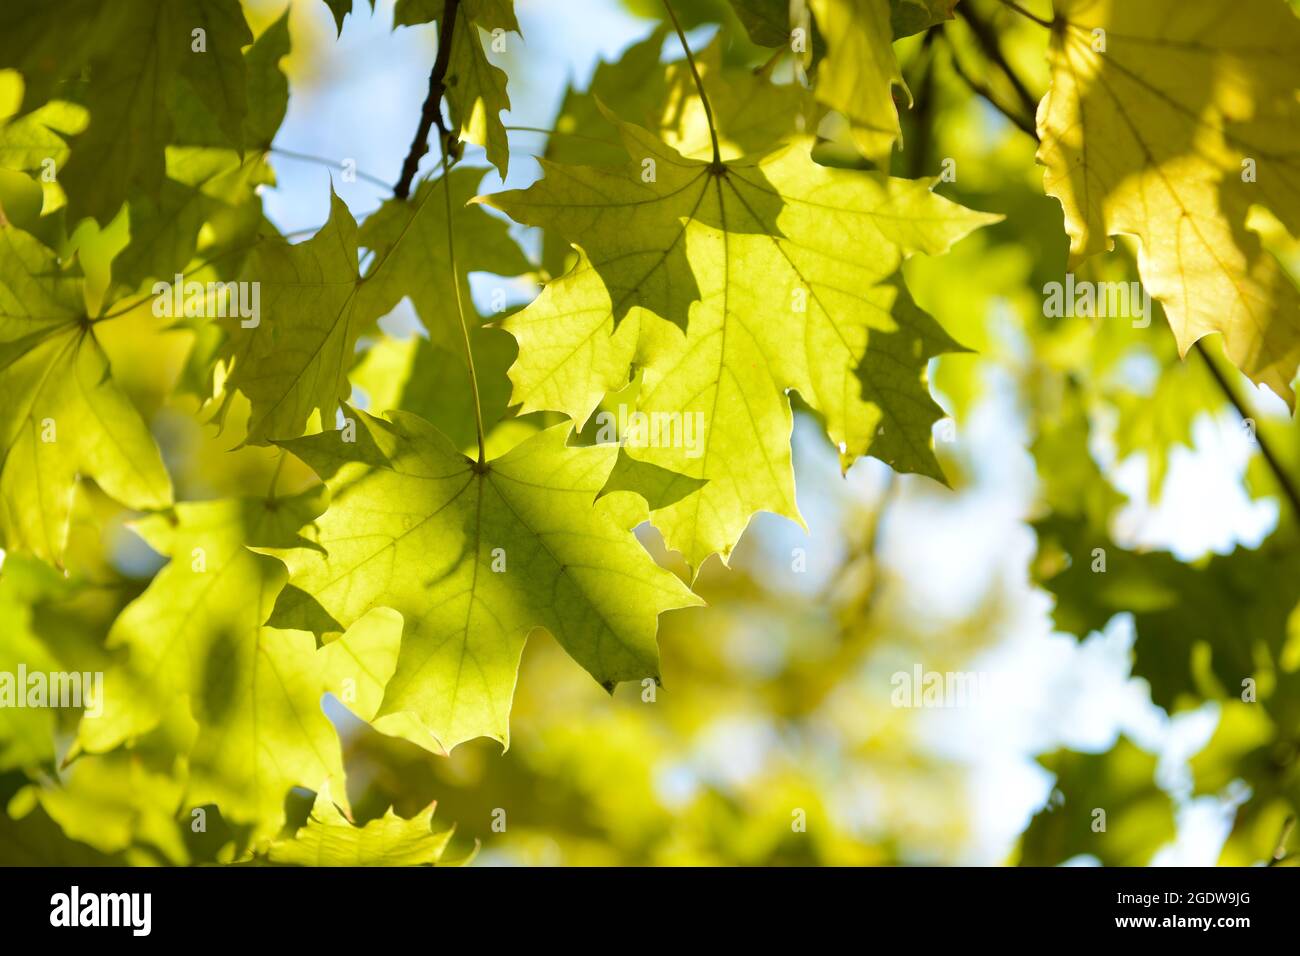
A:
267;449;286;502
395;0;460;199
755;45;784;78
1269;814;1295;866
440;149;487;466
503;125;618;147
395;0;487;463
269;147;393;192
660;0;722;168
1193;340;1300;522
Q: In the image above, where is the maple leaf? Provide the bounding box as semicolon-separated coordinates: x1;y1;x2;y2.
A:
263;411;702;751
264;786;458;866
485;114;997;570
888;0;960;38
728;0;799;47
1018;736;1175;867
323;0;378;35
0;555;65;770
809;0;908;167
223;170;526;445
350;327;519;458
78;492;386;840
1038;0;1300;404
0;0;255;225
111;10;292;291
221;190;365;445
536;31;814;276
0;226;172;563
393;0;519;178
33;744;190;864
357;167;530;350
1036;514;1300;716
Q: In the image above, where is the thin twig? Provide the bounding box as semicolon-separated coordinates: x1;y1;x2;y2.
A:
997;0;1054;28
944;34;1037;138
960;3;1041;121
394;0;460;199
906;33;937;178
1194;340;1300;522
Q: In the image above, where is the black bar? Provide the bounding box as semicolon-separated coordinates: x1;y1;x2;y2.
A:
0;865;1291;942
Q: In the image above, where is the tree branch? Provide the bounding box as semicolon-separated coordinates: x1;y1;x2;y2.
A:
394;0;460;200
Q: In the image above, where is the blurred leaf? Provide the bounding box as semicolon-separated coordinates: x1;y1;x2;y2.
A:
1019;736;1175;866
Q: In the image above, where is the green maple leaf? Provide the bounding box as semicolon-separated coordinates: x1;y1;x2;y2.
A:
1030;391;1300;718
1018;736;1175;867
0;0;254;226
393;0;519;178
538;31;814;276
485;114;996;570
111;11;290;291
323;0;378;35
33;743;190;864
350;327;518;457
0;555;65;770
225;171;526;445
0;226;172;563
809;0;907;167
727;0;796;47
1038;0;1300;404
264;786;457;866
888;0;959;38
1036;515;1300;716
220;190;365;445
264;411;702;751
357;167;530;350
78;492;376;840
1191;701;1300;865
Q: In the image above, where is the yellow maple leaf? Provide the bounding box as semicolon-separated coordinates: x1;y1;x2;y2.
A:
1037;0;1300;404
